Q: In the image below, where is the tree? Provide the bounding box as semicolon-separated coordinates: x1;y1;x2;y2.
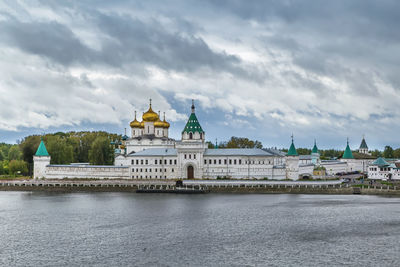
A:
383;146;394;158
392;148;400;159
46;136;74;164
371;149;382;158
225;137;263;149
9;160;28;176
88;137;114;165
8;145;22;160
297;148;311;155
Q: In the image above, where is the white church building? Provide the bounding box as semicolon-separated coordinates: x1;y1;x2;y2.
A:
33;100;374;180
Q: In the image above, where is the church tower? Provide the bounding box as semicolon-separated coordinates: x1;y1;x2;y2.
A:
33;138;51;179
176;100;206;179
311;139;320;165
358;135;370;155
285;136;299;180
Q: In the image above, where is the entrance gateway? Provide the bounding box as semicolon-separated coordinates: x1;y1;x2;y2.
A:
187;165;194;179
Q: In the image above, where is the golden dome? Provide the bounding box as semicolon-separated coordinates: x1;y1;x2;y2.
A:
130;111;142;128
142;99;159;122
162;112;170;128
140;121;144;128
154;111;164;128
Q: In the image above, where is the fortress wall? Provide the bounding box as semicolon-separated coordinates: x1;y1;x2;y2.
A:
45;165;130;179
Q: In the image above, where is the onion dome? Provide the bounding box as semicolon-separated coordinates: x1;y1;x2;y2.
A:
154;111;164;128
142;99;159;122
140;121;144;128
162;112;170;128
130;111;141;128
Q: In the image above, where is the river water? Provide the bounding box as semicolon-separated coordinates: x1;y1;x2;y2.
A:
0;192;399;266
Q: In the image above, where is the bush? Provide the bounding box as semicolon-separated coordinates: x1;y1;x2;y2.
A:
9;160;29;176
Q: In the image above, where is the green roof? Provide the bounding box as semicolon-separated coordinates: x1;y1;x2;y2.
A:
342;140;354;159
35;139;49;156
359;138;368;149
182;112;204;134
287;140;298;156
371;157;389;167
311;140;319;154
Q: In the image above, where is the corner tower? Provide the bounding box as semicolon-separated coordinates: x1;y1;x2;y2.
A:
311;139;320;165
33;138;51;179
285;135;299;180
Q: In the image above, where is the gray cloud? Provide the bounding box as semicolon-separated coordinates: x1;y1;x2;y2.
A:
1;0;400;148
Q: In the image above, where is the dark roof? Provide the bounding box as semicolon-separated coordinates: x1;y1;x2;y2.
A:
205;148;273;156
182;113;204;134
359;138;368;149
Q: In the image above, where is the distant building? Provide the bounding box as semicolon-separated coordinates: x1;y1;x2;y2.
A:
368;157;400;180
359;136;371;155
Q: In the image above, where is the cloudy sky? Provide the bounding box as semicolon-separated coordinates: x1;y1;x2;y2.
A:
0;0;399;150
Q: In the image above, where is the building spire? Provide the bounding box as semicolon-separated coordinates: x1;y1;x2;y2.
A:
134;111;137;120
163;112;166;121
191;99;195;113
215;138;218;149
149;98;152;108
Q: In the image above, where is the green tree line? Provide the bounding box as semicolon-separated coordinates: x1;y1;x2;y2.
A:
1;131;120;176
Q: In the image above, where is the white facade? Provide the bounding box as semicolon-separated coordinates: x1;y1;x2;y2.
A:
33;155;50;179
33;101;375;180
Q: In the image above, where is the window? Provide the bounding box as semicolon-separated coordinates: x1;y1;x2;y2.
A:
172;168;174;172
204;159;207;164
155;168;158;172
131;160;134;165
184;154;187;159
145;160;148;165
209;159;212;164
224;159;227;164
164;160;167;164
145;169;147;172
141;160;143;164
155;159;158;164
200;133;203;139
189;154;191;159
239;159;242;164
165;168;167;172
174;160;177;164
136;159;139;164
160;168;162;172
132;168;135;172
189;132;193;139
234;159;237;165
149;169;152;172
170;159;172;165
229;159;232;165
219;159;221;164
194;154;196;159
214;159;217;164
140;168;142;172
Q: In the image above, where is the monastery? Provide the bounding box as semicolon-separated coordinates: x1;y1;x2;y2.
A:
34;100;376;180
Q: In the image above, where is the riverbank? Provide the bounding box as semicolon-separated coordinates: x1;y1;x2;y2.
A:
1;180;400;196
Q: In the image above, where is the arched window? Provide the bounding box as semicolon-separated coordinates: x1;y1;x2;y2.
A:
189;132;193;139
200;133;203;139
147;126;150;133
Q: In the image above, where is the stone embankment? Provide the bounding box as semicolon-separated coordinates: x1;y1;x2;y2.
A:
1;180;400;196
